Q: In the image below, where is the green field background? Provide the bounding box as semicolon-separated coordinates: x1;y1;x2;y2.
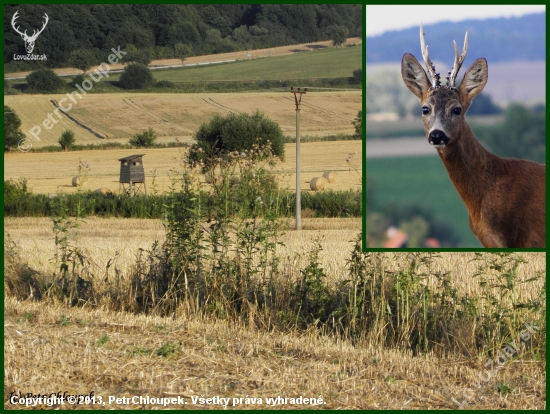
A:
103;46;360;83
366;156;481;247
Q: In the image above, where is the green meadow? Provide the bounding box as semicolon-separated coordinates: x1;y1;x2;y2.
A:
144;46;359;82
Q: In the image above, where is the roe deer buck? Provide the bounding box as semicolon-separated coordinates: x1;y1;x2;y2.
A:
401;24;545;248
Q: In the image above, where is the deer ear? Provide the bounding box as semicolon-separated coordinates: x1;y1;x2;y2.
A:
401;53;430;101
459;58;488;103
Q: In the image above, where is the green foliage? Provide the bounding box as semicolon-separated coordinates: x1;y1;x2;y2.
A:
298;190;362;217
325;24;349;46
10;140;186;154
70;74;86;89
119;63;153;89
4;186;362;219
468;93;503;115
190;111;285;170
125;48;152;66
352;68;362;84
155;80;175;88
129;127;157;148
143;76;360;94
352;110;362;138
4;178;30;205
58;130;76;151
400;216;429;248
174;43;193;65
69;48;98;72
48;195;94;306
477;104;545;163
365;212;387;247
5;4;362;72
26;69;66;93
4;80;20;95
4;105;26;151
295;241;331;323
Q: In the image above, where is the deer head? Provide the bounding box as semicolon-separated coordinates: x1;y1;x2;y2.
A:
11;11;49;54
401;24;488;148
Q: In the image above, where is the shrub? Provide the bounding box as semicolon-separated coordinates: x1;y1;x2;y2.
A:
4;178;30;204
4;105;26;151
129;127;157;148
156;80;175;88
58;130;76;151
352;110;362;138
26;69;66;93
352;68;362;84
325;25;349;47
190;111;285;170
119;63;153;89
70;74;86;89
125;49;152;66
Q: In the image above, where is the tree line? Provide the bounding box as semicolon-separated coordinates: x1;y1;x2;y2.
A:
4;4;361;71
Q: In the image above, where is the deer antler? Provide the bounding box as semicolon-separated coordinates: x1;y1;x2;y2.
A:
420;23;441;88
11;11;49;41
11;11;27;38
446;32;468;88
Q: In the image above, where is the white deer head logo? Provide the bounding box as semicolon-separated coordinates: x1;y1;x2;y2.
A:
11;11;49;54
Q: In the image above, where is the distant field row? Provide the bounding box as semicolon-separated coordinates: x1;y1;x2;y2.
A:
4;140;362;196
6;44;361;86
5;37;362;79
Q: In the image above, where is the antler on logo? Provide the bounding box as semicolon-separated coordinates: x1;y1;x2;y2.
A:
11;11;49;54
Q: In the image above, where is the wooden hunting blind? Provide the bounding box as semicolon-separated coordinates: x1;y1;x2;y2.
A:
118;154;146;196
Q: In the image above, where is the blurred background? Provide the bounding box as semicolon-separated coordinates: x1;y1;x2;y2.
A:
365;5;546;248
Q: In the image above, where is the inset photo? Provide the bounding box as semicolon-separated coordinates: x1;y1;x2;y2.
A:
365;5;546;248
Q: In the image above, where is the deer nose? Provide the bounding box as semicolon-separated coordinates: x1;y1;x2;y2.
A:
428;130;449;147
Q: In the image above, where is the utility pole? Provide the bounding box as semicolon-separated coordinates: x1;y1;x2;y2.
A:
290;87;306;230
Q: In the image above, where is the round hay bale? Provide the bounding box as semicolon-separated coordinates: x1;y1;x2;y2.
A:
95;187;112;195
322;170;337;183
71;176;88;187
310;176;328;191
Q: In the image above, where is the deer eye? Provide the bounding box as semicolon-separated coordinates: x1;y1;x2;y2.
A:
422;106;430;115
453;107;462;115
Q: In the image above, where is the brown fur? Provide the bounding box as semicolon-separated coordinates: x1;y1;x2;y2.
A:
401;53;546;248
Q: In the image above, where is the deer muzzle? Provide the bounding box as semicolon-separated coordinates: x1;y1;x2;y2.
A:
428;130;449;148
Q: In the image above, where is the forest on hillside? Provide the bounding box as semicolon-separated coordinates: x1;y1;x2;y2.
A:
4;4;362;71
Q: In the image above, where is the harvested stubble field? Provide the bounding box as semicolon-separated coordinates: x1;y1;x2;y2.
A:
4;140;362;195
5;295;545;410
4;215;546;409
4;91;361;145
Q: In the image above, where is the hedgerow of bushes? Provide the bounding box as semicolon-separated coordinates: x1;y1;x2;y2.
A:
4;178;361;219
